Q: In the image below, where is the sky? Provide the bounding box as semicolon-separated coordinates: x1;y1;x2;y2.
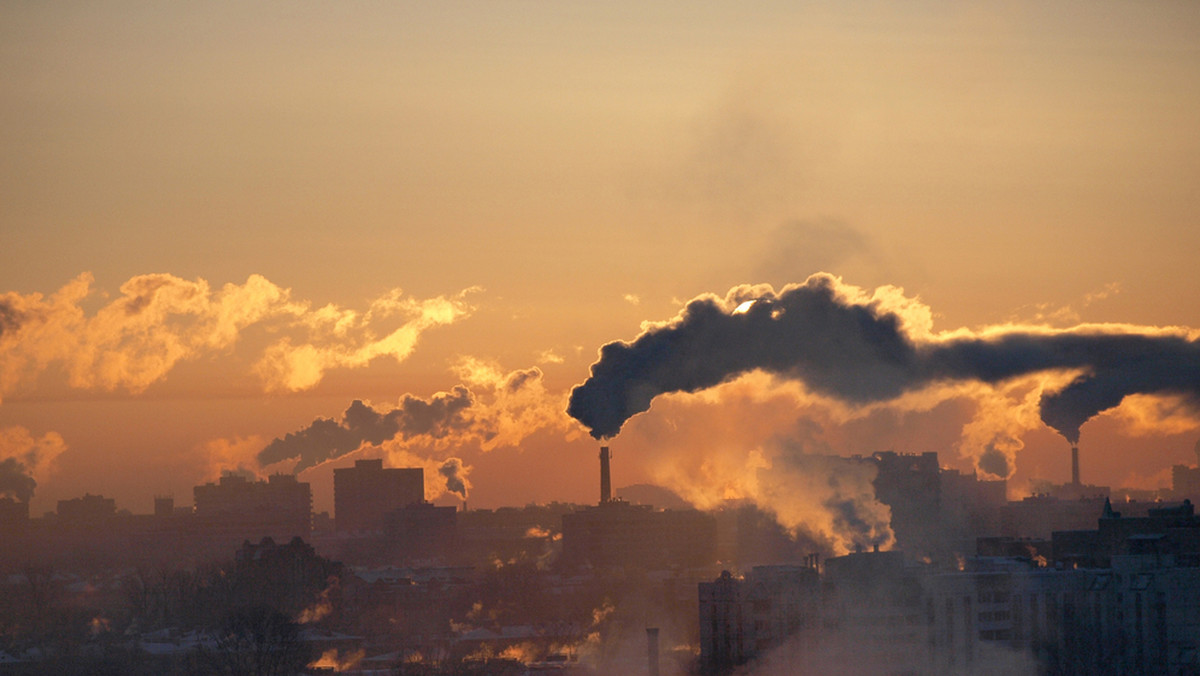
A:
3;1;1200;530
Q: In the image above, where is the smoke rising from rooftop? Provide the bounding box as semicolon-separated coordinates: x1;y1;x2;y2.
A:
568;274;1200;448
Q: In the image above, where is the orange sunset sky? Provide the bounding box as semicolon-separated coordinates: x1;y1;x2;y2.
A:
2;2;1199;518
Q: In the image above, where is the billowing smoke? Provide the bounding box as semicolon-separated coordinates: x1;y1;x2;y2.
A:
568;274;1200;447
0;299;20;337
257;388;475;472
0;426;67;503
625;383;896;555
0;457;36;503
437;457;471;499
759;452;893;553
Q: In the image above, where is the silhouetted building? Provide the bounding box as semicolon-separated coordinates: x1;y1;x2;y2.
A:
384;501;457;560
561;500;717;569
940;468;1005;536
975;536;1051;563
1051;498;1200;569
318;462;460;566
1173;465;1200;500
193;473;311;548
56;493;117;525
821;549;927;674
0;498;29;553
334;459;424;533
563;446;717;569
154;495;174;518
699;564;820;672
700;502;1200;676
0;496;29;527
712;502;823;567
868;451;1006;564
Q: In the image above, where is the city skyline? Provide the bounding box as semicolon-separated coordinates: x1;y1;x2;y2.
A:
3;1;1200;520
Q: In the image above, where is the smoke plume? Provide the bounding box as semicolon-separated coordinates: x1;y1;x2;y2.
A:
0;457;36;503
437;457;471;499
258;360;574;494
568;274;1200;448
0;426;68;502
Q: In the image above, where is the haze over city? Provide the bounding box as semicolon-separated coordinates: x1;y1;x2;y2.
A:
4;1;1199;520
4;3;1200;675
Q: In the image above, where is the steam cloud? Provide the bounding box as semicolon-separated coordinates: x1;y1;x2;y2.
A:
0;272;474;400
568;274;1200;446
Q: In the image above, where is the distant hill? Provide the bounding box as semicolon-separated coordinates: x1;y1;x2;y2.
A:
614;484;692;510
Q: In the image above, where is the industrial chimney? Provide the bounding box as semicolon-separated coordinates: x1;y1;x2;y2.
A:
600;446;612;504
1071;445;1080;486
646;627;660;676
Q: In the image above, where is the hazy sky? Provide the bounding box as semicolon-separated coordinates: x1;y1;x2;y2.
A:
3;1;1199;517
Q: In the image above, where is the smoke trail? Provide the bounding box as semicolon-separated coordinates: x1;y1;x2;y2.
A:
259;360;574;478
257;388;475;472
567;274;1200;445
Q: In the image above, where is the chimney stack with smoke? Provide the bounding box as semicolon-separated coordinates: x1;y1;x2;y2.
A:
1071;445;1080;486
646;627;660;676
599;446;612;504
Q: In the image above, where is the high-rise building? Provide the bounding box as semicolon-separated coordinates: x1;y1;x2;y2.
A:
334;459;424;533
193;473;312;547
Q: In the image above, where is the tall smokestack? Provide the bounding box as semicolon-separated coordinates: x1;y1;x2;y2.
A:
600;446;612;504
1071;445;1080;486
646;627;660;676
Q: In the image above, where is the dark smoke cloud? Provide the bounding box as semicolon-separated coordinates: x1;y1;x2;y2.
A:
567;274;1200;444
438;458;470;499
0;457;36;503
0;299;22;337
257;387;475;472
977;444;1012;478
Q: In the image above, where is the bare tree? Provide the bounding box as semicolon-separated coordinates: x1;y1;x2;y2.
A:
194;605;311;676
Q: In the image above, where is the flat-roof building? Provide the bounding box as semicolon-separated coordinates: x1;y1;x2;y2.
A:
333;459;424;533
